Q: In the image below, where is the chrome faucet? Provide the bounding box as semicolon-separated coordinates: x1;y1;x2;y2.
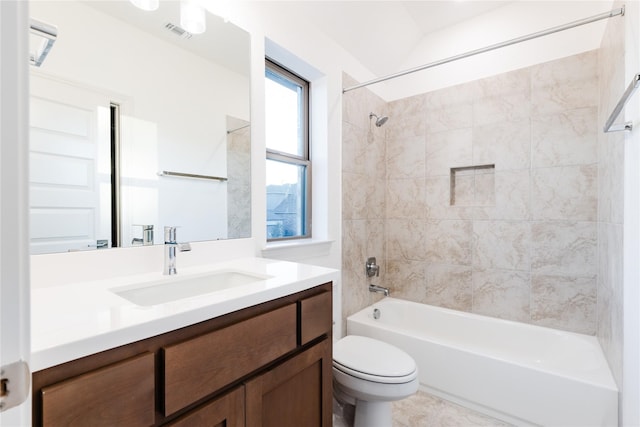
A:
366;257;380;277
132;224;154;246
369;284;390;297
163;226;191;275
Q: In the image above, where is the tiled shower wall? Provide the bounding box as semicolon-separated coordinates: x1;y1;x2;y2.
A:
596;2;625;389
341;74;388;328
342;49;603;335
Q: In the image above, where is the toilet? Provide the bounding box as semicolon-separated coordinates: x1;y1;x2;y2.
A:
333;335;419;427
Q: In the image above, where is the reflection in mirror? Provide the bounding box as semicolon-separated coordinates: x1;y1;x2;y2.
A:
29;0;251;254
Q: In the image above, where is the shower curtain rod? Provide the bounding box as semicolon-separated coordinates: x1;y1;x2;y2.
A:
343;6;625;93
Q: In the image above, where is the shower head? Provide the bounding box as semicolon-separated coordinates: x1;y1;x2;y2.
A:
369;112;389;127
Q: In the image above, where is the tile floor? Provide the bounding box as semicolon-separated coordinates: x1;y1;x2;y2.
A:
333;390;514;427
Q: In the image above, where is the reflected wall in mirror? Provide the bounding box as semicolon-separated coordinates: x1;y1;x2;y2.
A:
29;0;251;254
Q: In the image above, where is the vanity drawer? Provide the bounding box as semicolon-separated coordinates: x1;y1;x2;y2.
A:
300;291;332;345
41;352;155;427
163;303;297;415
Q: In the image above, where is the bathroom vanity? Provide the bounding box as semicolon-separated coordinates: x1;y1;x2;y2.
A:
30;258;337;426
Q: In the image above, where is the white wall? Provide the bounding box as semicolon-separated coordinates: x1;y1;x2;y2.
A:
622;1;640;424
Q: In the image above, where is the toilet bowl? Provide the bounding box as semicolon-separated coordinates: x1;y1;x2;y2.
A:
333;335;419;427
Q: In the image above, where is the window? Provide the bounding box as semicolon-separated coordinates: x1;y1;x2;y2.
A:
265;59;311;241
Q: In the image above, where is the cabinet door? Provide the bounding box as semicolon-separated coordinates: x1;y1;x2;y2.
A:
41;352;155;427
167;386;244;427
245;339;332;427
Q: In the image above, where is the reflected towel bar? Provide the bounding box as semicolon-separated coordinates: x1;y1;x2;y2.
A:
603;73;640;133
157;171;227;182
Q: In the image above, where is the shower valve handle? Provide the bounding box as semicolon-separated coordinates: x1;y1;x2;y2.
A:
366;257;380;277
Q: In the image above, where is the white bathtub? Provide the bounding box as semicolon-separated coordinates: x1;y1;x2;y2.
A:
347;298;618;427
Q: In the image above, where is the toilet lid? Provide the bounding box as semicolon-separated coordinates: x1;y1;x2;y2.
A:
333;335;417;382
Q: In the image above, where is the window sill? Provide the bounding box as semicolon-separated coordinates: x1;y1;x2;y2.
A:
261;239;334;261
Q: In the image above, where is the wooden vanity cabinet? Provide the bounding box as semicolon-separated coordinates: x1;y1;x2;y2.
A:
32;283;332;427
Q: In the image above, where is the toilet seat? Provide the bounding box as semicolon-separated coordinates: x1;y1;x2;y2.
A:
333;335;417;384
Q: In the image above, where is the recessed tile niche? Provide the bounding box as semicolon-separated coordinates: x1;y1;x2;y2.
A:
450;164;496;206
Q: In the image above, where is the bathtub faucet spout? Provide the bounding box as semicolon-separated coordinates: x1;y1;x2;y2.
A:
369;284;390;297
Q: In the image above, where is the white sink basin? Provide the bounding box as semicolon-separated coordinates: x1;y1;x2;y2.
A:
111;270;271;306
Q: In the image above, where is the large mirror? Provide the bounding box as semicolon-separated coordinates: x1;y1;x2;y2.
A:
29;0;251;254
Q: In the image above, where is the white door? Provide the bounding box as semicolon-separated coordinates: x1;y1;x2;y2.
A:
29;73;112;254
0;1;32;425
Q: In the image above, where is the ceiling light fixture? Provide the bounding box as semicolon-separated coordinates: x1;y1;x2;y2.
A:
129;0;159;12
180;1;206;35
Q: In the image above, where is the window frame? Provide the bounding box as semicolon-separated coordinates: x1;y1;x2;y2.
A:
265;58;312;242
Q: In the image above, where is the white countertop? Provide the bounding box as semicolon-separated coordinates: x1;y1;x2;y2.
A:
31;257;339;371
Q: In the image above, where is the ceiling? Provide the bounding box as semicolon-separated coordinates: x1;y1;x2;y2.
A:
85;1;250;75
285;1;515;77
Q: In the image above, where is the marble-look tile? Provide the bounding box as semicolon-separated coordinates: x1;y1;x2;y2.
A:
472;221;530;271
474;170;530;221
366;219;386;268
342;172;368;220
424;82;476;134
531;107;598;168
386;178;426;219
474;171;495;206
386;219;427;261
335;390;513;427
366;176;386;220
426;128;473;177
597;222;623;296
342;220;367;280
598;130;624;225
425;220;473;265
473;118;531;171
388;94;427;118
366;125;387;177
473;68;531;126
392;390;513;427
597;222;623;385
384;109;425;140
531;164;597;221
425;176;475;220
531;50;598;116
342;121;368;174
531;221;597;276
531;274;597;334
342;83;370;131
425;264;473;311
596;7;625;387
343;73;387;130
386;259;427;303
475;67;530;100
341;221;370;325
387;135;426;179
451;173;475;206
596;283;622;384
472;269;530;322
598;9;625;121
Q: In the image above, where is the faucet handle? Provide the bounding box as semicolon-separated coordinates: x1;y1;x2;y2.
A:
366;257;380;277
164;226;178;243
